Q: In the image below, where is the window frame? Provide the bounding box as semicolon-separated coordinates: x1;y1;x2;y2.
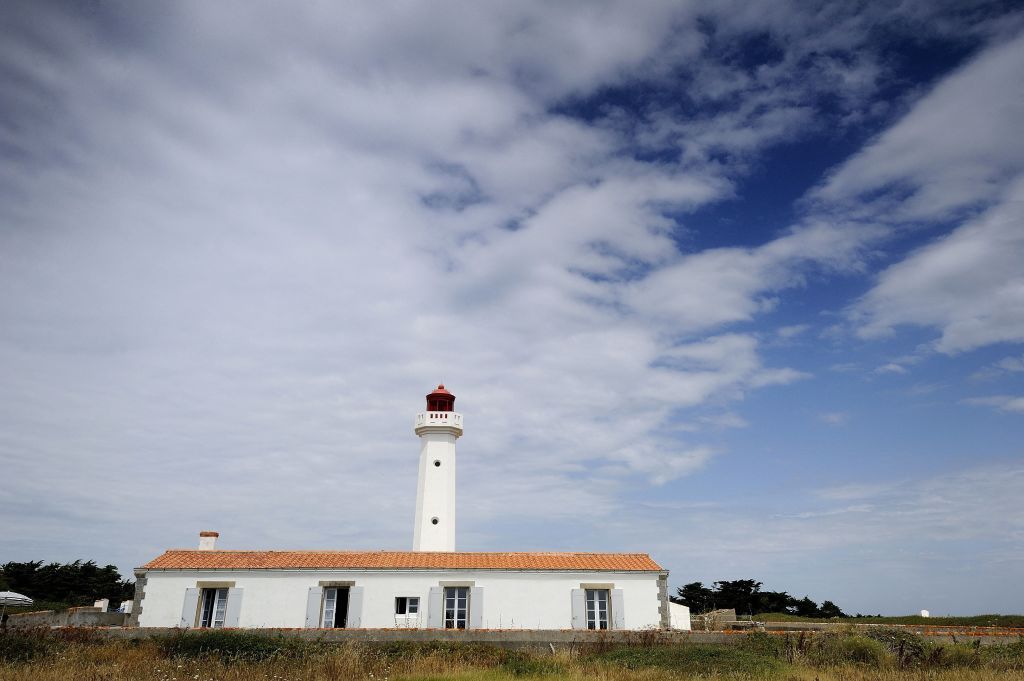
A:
321;586;351;628
585;588;610;630
198;587;229;628
395;596;420;615
443;586;469;629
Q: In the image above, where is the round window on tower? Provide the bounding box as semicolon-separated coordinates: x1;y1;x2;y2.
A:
433;460;441;467
431;517;439;525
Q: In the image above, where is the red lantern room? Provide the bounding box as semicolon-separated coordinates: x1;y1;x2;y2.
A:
426;384;455;412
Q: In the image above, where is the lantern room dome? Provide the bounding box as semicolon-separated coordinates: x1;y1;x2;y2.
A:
426;384;455;412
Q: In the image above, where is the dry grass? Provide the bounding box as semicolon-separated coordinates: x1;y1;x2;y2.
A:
1;630;1023;681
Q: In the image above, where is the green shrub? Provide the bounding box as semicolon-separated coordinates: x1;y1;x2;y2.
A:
371;640;511;665
864;627;927;667
925;642;981;668
738;631;787;658
369;642;563;676
0;628;63;662
155;629;318;662
982;638;1024;670
497;649;565;676
596;643;783;675
806;634;889;667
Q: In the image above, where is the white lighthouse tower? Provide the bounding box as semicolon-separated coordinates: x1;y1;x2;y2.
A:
413;384;463;552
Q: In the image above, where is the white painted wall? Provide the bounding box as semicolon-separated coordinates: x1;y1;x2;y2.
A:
669;602;691;631
412;411;462;551
138;569;663;630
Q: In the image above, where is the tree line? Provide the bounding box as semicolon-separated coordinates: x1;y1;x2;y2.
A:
673;579;846;618
0;560;135;607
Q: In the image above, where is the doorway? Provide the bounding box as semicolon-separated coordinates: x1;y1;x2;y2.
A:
322;587;350;628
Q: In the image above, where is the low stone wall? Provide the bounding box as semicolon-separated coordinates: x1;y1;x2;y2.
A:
93;627;744;650
73;626;1024;648
6;606;128;629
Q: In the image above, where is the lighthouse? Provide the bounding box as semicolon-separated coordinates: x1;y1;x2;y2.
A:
412;384;463;551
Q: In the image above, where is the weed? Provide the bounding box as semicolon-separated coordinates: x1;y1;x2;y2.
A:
0;628;63;662
595;642;784;675
155;629;323;662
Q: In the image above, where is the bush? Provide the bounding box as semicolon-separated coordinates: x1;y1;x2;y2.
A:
596;643;783;675
927;642;982;668
806;634;890;667
738;631;787;658
155;630;318;662
982;638;1024;671
864;627;927;667
371;640;512;665
498;649;565;676
368;641;563;676
0;628;63;662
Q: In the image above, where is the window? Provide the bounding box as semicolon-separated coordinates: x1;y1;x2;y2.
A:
444;586;469;629
585;589;609;630
321;587;350;628
198;588;228;628
395;596;420;615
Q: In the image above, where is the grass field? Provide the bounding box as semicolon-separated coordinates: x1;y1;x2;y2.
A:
754;613;1024;628
2;628;1024;680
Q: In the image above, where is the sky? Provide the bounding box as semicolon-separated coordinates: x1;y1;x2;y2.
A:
1;0;1023;617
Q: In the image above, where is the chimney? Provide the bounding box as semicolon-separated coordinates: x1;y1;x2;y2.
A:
198;531;219;551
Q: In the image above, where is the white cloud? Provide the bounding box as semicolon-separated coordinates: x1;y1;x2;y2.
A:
0;0;861;572
626;462;1024;613
962;395;1024;414
776;324;810;339
852;176;1024;353
972;354;1024;380
814;31;1024;222
818;412;849;426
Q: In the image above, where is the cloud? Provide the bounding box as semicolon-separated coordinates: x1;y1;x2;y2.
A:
962;395;1024;414
776;324;810;340
972;354;1024;380
0;0;871;572
852;177;1024;353
813;31;1024;222
794;30;1024;356
818;412;849;426
628;462;1024;613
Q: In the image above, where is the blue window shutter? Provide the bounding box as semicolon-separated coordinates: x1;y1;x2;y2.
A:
611;589;625;630
180;588;200;628
347;586;364;628
427;587;443;628
570;589;586;630
224;588;244;627
305;587;323;628
469;587;484;629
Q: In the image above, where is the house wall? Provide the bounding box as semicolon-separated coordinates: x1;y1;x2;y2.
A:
138;569;663;630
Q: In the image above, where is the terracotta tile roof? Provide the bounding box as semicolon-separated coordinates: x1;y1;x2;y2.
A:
141;550;663;572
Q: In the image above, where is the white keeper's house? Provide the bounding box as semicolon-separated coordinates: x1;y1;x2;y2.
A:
131;385;678;631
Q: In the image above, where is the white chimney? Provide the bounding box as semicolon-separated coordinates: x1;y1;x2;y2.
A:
198;531;219;550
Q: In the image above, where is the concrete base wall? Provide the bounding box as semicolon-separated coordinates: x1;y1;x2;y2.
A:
63;626;1024;648
7;607;129;629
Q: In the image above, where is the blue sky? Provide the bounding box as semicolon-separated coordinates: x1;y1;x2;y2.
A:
1;1;1023;616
